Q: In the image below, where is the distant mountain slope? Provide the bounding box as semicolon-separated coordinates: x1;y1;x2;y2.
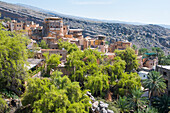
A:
0;1;170;54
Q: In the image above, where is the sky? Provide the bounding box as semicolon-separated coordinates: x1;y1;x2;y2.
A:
1;0;170;25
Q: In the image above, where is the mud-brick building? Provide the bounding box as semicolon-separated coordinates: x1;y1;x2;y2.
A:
43;17;65;39
156;65;170;96
109;41;132;52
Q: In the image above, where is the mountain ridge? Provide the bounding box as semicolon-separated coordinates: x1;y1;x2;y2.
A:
16;3;170;28
0;1;170;54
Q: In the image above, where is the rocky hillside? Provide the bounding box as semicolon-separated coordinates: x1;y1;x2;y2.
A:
0;1;170;53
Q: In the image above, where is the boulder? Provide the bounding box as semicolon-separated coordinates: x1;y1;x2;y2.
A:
87;91;92;97
101;108;107;113
96;107;100;112
90;96;96;102
107;109;114;113
100;101;104;104
92;101;99;109
100;103;109;108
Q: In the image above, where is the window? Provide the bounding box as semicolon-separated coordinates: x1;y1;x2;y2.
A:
163;72;167;76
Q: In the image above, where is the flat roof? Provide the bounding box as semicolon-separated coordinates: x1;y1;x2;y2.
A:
45;17;62;20
69;29;83;32
43;37;56;39
97;35;106;37
145;53;156;56
26;59;43;70
27;59;43;65
138;71;149;74
41;49;67;52
157;65;170;70
104;53;115;56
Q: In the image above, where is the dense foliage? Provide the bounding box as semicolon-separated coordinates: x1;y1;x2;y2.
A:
66;47;141;98
22;71;91;113
38;40;48;49
0;23;168;113
116;89;148;112
0;24;29;96
142;71;166;99
0;95;8;113
43;52;61;76
138;48;148;55
115;48;139;73
58;40;79;54
152;94;170;113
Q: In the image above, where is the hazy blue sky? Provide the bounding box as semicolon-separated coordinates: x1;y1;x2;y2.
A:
1;0;170;25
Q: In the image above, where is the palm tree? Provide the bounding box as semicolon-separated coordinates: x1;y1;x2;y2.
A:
115;96;129;113
136;106;158;113
152;94;170;113
142;71;166;99
128;89;148;112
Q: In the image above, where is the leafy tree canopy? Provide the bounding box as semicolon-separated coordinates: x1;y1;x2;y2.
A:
0;23;29;96
22;71;91;113
138;48;148;55
115;48;139;73
58;40;79;54
0;95;8;113
43;52;61;76
38;40;48;49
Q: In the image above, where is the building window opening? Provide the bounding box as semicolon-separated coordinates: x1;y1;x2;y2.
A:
163;72;167;76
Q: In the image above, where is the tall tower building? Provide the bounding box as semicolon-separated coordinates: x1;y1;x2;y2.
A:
43;17;64;39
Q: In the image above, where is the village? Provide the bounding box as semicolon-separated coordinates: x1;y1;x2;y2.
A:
1;17;170;113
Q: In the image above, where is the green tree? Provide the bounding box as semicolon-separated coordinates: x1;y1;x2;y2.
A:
103;56;126;86
113;72;141;96
128;89;148;112
67;102;89;113
152;47;164;56
66;49;104;86
4;17;11;22
22;74;91;113
159;55;170;65
43;53;61;76
115;48;139;73
115;96;129;113
51;71;71;89
22;78;52;107
111;56;126;77
38;40;48;49
142;71;166;99
0;95;8;113
66;50;86;85
136;106;158;113
138;48;148;55
58;40;79;54
0;24;28;96
132;45;138;50
152;47;165;65
85;73;109;96
152;94;170;113
33;89;70;113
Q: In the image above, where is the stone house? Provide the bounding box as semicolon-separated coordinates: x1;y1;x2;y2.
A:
156;65;170;95
109;40;132;52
